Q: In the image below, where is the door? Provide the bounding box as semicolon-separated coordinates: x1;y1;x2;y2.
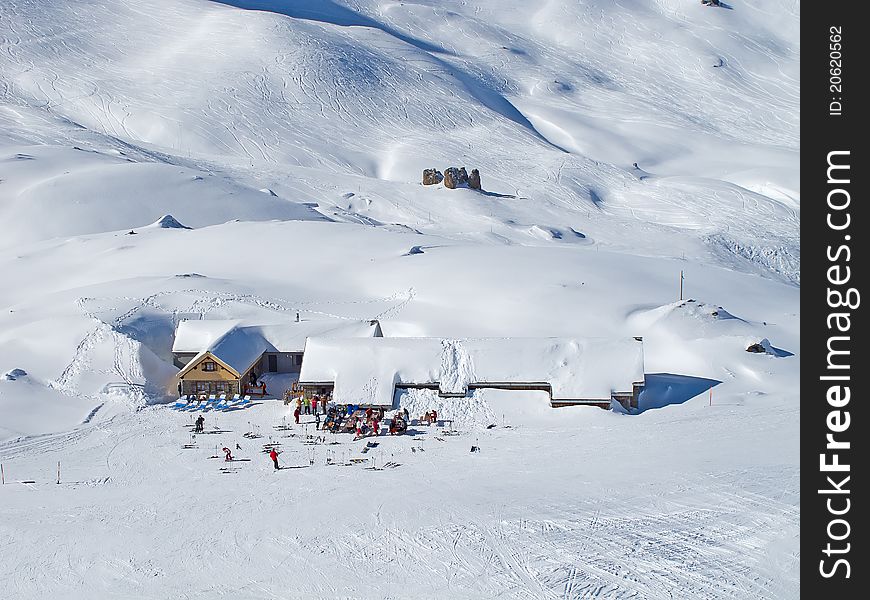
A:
268;354;278;373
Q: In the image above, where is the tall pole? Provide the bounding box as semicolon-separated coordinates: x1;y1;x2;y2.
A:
679;270;684;301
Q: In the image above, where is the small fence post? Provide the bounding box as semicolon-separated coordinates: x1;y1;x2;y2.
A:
57;461;61;485
709;389;713;407
1;463;5;485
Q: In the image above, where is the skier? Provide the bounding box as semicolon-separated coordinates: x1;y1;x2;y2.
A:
355;416;365;439
194;415;204;433
402;407;410;422
312;396;319;415
293;406;301;424
315;412;321;430
431;409;438;424
269;448;280;470
304;396;311;415
371;417;379;437
222;447;233;462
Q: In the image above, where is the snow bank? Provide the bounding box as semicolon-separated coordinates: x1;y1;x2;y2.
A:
395;387;497;429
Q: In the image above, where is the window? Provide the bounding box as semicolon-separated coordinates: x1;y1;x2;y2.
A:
203;361;217;372
196;382;208;392
295;354;303;366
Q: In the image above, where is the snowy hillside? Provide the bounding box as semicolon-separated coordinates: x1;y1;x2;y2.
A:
1;0;799;280
0;1;799;598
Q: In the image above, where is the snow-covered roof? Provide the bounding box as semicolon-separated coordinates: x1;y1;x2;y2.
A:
174;319;382;377
299;337;644;406
172;320;240;354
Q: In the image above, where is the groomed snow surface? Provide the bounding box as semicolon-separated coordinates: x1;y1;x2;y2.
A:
0;0;798;598
0;389;798;599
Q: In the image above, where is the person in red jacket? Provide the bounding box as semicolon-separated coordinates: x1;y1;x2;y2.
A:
269;448;279;470
293;406;300;424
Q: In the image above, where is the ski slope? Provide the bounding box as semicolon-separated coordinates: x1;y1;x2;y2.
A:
0;396;799;599
0;0;799;281
0;0;799;598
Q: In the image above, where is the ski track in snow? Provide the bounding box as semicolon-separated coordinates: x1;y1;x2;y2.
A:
0;404;799;599
0;1;800;597
0;0;799;283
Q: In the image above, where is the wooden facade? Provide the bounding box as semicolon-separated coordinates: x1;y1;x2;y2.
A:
177;352;256;396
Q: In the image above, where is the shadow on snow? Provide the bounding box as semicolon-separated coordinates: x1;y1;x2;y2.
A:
211;0;450;55
637;373;722;413
210;1;569;151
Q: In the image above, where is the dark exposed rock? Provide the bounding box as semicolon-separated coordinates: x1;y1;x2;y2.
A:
444;166;469;189
443;167;458;189
468;168;481;190
746;338;774;354
422;168;443;185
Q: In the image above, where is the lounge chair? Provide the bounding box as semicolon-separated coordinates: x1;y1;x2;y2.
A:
182;398;201;411
214;395;229;411
190;396;210;411
172;395;189;410
220;394;241;411
200;394;217;411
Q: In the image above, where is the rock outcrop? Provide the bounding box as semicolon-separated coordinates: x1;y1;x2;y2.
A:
468;168;481;190
426;165;483;191
422;168;443;185
444;166;470;189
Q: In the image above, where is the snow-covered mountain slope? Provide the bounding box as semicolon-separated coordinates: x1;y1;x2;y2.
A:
0;1;799;598
1;0;799;281
0;145;327;248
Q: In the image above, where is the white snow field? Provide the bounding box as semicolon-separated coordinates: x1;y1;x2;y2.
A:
0;0;798;598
